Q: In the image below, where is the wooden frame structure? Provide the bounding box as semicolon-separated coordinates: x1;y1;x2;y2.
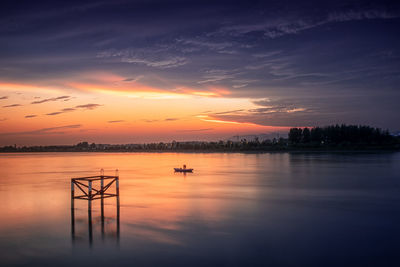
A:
71;175;119;201
71;171;120;245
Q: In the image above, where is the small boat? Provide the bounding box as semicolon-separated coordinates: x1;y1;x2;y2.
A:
174;164;193;173
174;168;193;173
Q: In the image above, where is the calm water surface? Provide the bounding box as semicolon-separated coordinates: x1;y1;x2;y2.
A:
0;152;399;267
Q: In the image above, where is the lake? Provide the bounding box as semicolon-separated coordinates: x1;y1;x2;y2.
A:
0;152;399;267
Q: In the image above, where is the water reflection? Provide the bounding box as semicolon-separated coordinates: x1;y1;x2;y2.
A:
0;152;399;266
71;193;120;247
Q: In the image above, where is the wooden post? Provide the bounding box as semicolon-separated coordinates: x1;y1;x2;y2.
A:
71;180;75;243
71;180;75;244
71;180;74;209
116;176;120;217
88;180;92;209
116;176;120;244
88;203;93;247
116;201;120;247
116;176;120;196
101;177;105;239
71;208;75;244
88;180;93;246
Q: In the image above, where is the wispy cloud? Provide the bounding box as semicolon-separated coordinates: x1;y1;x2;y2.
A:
46;112;63;116
75;103;102;110
0;118;7;122
97;49;187;69
198;69;237;84
143;119;159;123
62;108;76;112
253;51;282;58
0;124;82;136
31;96;71;104
108;120;124;123
0;96;8;100
25;115;37;118
3;104;21;108
176;128;213;132
121;56;187;68
122;77;141;82
200;119;243;125
328;10;398;22
220;10;400;39
249;98;308;115
214;109;245;115
165;118;178;121
45;104;102;116
176;37;233;53
199;98;310;127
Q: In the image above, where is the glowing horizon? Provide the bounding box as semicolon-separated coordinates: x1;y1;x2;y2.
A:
0;80;294;146
1;1;399;145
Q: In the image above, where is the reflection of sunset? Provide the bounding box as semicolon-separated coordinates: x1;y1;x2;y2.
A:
0;153;265;245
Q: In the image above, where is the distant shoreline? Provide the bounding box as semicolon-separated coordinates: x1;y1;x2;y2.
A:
2;125;399;154
1;147;399;154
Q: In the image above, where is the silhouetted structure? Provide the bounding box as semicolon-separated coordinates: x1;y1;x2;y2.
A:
71;170;120;246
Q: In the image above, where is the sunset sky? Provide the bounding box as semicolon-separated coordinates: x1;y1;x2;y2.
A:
1;0;399;145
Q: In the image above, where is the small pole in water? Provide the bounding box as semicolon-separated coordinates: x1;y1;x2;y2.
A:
88;180;93;247
116;170;120;245
88;180;92;207
71;180;74;209
101;175;105;239
71;180;75;242
100;168;104;176
116;175;120;199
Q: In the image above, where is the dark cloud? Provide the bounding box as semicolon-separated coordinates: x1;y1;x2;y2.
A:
25;115;37;118
0;96;8;100
165;118;178;121
62;108;76;112
0;124;82;136
75;103;102;110
3;104;21;108
45;104;101;116
46;112;63;116
0;118;7;121
108;120;124;123
31;96;71;104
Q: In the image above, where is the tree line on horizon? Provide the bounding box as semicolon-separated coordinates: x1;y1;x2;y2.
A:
288;124;394;146
0;124;398;152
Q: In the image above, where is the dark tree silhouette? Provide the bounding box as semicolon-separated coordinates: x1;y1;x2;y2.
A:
288;124;394;146
289;128;302;144
302;127;311;143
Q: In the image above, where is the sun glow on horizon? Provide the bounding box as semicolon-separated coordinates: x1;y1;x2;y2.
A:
0;78;292;146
